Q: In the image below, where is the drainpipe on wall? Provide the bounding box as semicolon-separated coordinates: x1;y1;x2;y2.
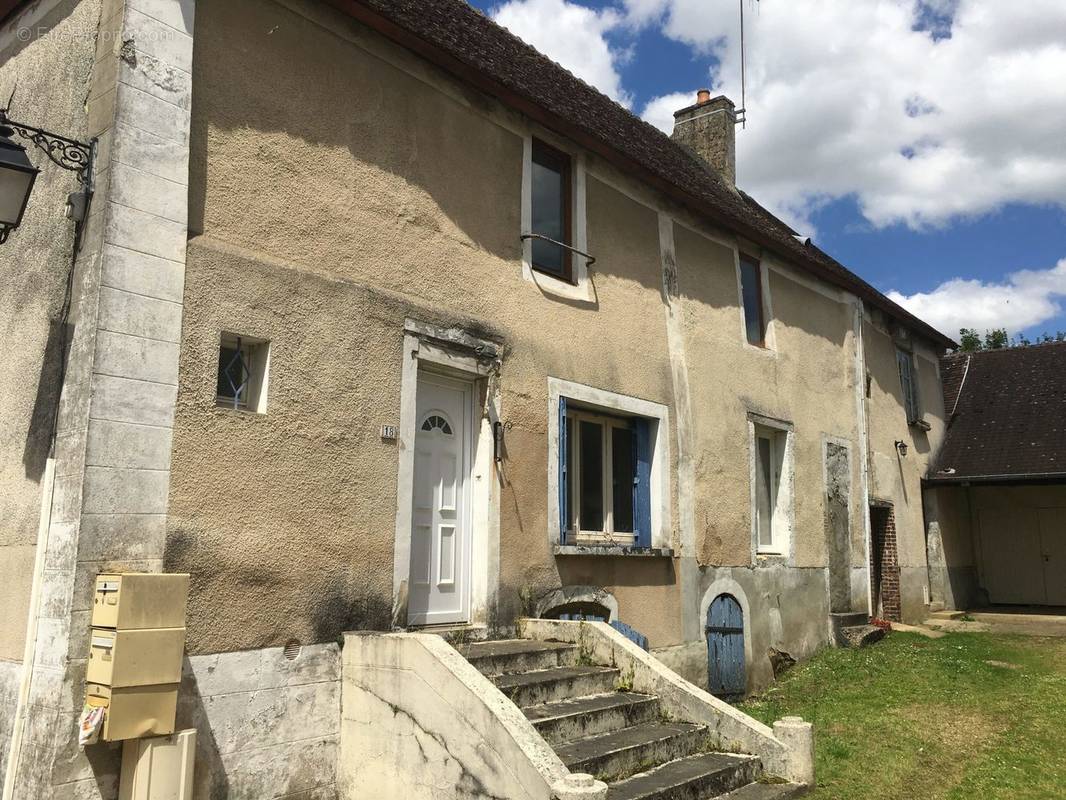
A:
853;300;875;617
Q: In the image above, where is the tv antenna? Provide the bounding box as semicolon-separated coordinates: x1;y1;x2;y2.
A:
737;0;759;128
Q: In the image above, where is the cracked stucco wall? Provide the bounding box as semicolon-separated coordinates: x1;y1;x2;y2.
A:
340;632;563;800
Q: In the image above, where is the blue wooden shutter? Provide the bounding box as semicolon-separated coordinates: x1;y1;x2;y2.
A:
632;418;652;547
559;397;568;540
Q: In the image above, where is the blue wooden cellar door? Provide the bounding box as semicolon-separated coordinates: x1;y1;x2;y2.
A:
706;594;745;700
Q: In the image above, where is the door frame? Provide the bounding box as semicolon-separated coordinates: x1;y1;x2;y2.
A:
393;320;501;629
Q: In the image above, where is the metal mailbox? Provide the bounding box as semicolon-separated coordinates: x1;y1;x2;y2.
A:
92;573;190;630
86;627;186;688
85;683;179;743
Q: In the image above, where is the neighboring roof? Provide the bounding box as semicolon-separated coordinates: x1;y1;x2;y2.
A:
929;342;1066;484
329;0;955;348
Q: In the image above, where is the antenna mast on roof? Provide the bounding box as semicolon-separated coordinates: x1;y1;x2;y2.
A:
737;0;759;129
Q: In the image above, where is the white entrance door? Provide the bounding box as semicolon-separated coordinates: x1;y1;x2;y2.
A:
408;374;472;626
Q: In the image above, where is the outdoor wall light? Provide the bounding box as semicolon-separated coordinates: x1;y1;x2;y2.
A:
493;420;512;463
895;440;909;458
0;108;96;247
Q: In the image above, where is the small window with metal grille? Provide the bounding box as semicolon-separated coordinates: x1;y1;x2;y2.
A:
215;332;270;413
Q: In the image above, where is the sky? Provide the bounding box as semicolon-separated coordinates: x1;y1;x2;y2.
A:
469;0;1066;342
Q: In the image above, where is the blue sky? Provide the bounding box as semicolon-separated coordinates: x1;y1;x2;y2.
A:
472;0;1066;342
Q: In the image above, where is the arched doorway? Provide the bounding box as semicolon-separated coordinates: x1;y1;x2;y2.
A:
706;594;746;699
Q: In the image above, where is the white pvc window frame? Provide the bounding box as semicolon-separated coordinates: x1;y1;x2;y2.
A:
521;134;591;302
548;378;671;549
748;414;794;559
566;407;637;545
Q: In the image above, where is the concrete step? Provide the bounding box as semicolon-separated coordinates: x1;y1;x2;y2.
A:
525;692;660;745
829;611;869;628
719;780;808;800
840;624;886;648
555;722;708;783
927;609;965;620
457;639;579;676
607;751;760;800
493;665;620;707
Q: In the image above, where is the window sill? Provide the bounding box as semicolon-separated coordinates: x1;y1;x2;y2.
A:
756;552;789;564
553;544;674;558
909;419;931;432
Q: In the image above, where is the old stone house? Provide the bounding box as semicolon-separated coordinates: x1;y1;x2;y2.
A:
2;0;956;797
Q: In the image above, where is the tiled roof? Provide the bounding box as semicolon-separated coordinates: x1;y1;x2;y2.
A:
337;0;955;348
930;342;1066;483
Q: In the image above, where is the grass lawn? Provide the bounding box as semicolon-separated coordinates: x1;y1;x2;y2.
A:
738;631;1066;799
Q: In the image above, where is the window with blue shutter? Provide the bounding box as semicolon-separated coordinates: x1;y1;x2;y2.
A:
559;399;654;547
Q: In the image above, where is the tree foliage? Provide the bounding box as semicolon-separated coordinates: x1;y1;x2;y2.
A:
958;328;1066;352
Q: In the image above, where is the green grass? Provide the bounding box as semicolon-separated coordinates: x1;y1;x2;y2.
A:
737;632;1066;800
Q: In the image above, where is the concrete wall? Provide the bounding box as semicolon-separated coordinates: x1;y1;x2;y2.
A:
0;0;101;660
863;310;946;621
2;0;197;796
0;0;103;787
178;643;340;800
340;632;566;800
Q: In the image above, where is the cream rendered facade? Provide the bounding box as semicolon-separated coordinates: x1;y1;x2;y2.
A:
0;0;948;797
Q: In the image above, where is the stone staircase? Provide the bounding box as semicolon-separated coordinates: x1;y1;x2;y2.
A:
456;639;806;800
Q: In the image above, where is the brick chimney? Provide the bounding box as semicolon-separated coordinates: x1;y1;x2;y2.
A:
672;89;736;186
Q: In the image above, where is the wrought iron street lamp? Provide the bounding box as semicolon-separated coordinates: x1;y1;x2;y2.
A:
0;108;96;246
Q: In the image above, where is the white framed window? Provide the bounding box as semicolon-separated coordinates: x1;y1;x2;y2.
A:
749;418;793;556
735;251;775;352
216;332;270;413
548;378;670;549
521;135;590;301
565;407;639;544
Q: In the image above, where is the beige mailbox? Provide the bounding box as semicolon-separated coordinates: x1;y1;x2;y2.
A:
85;573;189;742
87;628;186;687
85;683;180;742
92;573;190;630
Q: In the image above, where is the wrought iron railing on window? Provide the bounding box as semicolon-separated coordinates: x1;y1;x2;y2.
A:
520;233;596;267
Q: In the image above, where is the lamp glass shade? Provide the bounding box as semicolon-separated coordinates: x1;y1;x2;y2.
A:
0;133;40;229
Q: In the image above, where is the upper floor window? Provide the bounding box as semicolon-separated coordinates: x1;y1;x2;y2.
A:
739;254;767;346
531;138;573;281
896;347;921;424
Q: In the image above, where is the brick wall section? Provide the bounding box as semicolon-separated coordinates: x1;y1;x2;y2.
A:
870;506;902;623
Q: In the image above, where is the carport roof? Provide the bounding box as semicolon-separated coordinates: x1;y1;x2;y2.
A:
930;341;1066;484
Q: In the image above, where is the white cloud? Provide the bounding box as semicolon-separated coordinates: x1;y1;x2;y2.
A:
492;0;632;106
641;91;694;135
634;0;1066;231
887;259;1066;337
